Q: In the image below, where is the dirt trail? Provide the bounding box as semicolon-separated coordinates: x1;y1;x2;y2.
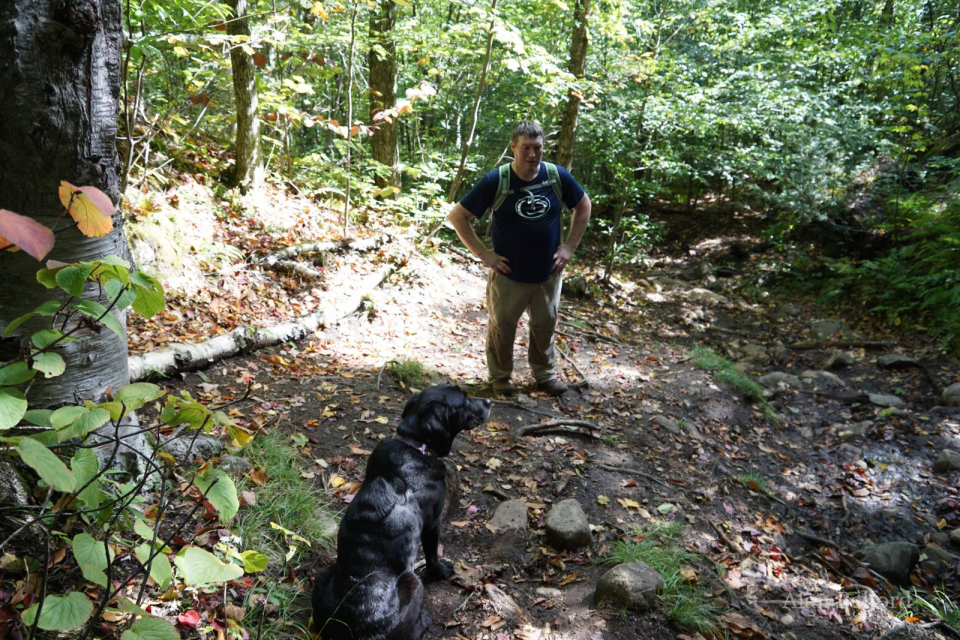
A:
168;210;960;640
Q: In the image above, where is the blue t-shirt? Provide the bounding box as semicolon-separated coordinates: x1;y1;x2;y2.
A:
459;163;585;283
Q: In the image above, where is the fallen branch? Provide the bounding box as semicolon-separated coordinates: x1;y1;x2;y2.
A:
517;419;601;440
556;327;624;346
270;260;324;278
556;344;588;385
258;234;391;267
597;463;674;489
797;389;871;404
129;263;397;381
377;360;400;390
490;398;562;419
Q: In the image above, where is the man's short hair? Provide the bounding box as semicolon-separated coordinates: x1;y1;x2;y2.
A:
512;121;543;143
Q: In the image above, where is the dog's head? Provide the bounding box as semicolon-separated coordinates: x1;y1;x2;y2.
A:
396;385;491;457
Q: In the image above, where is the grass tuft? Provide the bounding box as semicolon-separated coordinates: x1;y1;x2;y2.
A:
388;358;432;388
896;588;960;629
599;522;718;631
737;471;770;492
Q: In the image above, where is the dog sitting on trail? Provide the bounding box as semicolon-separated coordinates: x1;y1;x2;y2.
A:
311;385;491;640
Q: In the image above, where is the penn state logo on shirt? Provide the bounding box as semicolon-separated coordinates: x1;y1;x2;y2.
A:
515;191;552;219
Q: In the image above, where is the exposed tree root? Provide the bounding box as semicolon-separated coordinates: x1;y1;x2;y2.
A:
517;419;601;441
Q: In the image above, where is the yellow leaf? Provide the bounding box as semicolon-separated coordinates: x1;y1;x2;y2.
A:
329;476;345;488
229;426;254;448
58;181;113;237
617;498;641;509
597;495;610;505
375;416;389;424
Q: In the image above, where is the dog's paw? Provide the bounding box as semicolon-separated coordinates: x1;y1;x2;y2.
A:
425;558;454;581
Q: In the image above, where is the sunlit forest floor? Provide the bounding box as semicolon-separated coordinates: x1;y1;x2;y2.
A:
125;177;960;640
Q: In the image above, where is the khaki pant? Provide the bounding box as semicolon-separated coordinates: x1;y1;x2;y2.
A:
485;270;562;384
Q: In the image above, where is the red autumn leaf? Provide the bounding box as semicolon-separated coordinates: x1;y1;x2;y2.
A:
177;610;201;627
252;52;267;68
0;208;55;260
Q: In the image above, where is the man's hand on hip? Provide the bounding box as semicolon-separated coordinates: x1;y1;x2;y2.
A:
481;249;512;275
552;244;574;274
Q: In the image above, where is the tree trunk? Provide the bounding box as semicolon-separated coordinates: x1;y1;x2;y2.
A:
0;0;130;407
226;0;263;193
369;0;400;188
555;0;590;170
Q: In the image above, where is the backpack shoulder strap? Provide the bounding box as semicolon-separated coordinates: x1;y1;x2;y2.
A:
489;164;513;214
543;162;565;209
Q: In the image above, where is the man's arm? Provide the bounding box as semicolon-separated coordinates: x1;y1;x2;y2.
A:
552;193;591;273
447;203;512;275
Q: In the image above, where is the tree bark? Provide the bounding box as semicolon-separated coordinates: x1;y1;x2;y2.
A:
0;0;130;407
555;0;590;170
369;0;400;187
226;0;263;193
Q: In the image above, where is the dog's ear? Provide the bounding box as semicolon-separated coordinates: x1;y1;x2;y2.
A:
401;390;424;419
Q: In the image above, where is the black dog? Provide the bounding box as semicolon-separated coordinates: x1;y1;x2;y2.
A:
311;385;491;640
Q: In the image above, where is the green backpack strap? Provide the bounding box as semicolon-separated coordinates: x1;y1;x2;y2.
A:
543;162;565;209
490;163;513;215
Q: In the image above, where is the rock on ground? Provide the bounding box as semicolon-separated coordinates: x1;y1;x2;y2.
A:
940;382;960;406
856;541;919;584
545;498;592;550
758;372;802;388
157;433;224;461
595;561;664;611
489;498;528;532
934;449;960;473
824;351;856;369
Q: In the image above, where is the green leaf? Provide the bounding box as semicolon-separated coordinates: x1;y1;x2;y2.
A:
114;383;165;412
135;543;173;590
96;255;131;268
657;503;675;515
57;408;111;442
72;533;109;587
112;597;150;616
120;616;180;640
34;300;62;316
195;469;239;523
173;547;243;585
240;550;269;573
17;437;76;492
20;592;93;630
73;300;125;339
51;406;88;430
134;517;157;541
32;352;66;378
23;409;53;428
130;272;165;319
2;312;35;337
160;394;211;431
99;401;125;422
31;329;66;349
0;387;28;431
71;448;100;509
104;278;137;311
0;362;37;386
55;264;94;298
36;267;61;289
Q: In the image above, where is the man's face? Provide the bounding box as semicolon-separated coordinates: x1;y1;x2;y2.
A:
511;135;543;170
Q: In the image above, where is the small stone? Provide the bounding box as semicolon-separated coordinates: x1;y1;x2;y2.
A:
801;370;847;390
799;427;814;439
218;455;252;475
824;351;856;370
562;274;589;299
857;541;919;584
780;613;795;626
595;561;664;611
877;354;921;369
934;450;960;473
940;382;960;407
869;393;906;408
758;372;802;388
545;499;592;550
930;532;951;548
811;319;843;340
685;288;730;305
742;344;768;360
535;587;562;601
489;499;528;532
950;529;960;548
157;433;223;461
651;415;681;435
920;544;959;574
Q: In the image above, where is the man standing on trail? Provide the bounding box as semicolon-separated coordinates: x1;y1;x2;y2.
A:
447;121;592;397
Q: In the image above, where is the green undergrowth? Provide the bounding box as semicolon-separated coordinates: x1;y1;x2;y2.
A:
820;198;960;355
895;588;960;629
600;522;719;632
233;434;339;639
388;357;433;388
690;347;776;423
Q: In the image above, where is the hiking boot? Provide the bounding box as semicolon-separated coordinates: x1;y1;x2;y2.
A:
491;379;516;396
536;379;568;396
